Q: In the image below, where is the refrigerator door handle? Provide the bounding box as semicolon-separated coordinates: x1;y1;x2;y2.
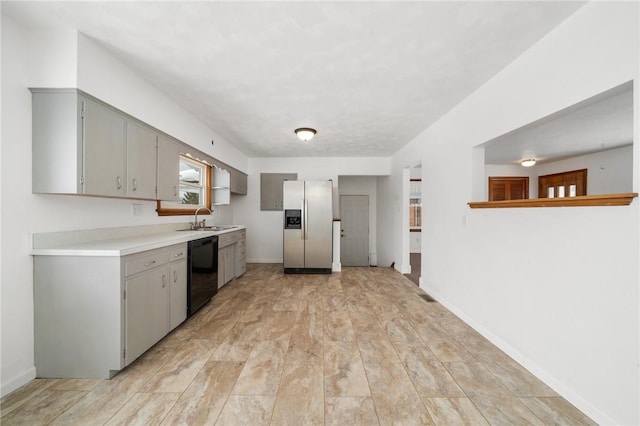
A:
301;199;306;240
304;198;309;240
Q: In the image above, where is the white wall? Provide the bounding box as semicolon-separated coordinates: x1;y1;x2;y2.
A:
397;3;638;424
0;18;246;396
338;176;378;265
233;157;389;263
534;144;633;196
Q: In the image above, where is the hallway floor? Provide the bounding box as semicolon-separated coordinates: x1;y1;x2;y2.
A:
1;264;595;425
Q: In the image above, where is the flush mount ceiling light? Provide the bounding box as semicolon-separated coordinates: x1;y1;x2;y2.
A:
521;159;536;167
295;128;317;141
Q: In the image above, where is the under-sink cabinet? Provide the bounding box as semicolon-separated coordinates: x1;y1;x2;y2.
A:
34;243;187;379
217;229;246;289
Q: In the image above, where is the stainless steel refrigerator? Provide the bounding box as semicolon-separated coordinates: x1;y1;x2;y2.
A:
283;180;333;273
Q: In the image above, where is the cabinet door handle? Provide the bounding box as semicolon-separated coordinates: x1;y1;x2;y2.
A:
144;260;156;267
174;252;183;257
173;270;177;283
116;176;122;189
174;186;178;197
132;178;137;191
162;274;167;288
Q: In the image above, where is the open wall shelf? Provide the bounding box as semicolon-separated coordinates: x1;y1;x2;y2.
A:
468;193;637;209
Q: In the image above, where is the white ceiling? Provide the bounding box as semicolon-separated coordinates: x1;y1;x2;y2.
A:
484;83;634;165
4;1;586;158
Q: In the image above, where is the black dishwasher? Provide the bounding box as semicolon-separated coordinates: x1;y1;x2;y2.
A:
187;236;218;317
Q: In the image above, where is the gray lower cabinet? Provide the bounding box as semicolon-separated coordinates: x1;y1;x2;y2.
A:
124;266;169;365
217;229;246;289
168;246;188;330
34;243;187;379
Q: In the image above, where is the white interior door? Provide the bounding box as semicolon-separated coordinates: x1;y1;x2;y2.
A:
340;195;369;266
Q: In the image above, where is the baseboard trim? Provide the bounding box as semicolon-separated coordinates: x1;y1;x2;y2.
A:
1;367;36;398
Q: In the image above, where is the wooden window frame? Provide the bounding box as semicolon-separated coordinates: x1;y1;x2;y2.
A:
156;155;212;216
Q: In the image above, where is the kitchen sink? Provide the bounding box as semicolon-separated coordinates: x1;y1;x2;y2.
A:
178;225;239;232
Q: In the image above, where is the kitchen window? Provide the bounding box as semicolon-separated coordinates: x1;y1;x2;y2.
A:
157;155;212;216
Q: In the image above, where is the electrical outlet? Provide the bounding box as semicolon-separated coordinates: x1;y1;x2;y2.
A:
131;204;143;216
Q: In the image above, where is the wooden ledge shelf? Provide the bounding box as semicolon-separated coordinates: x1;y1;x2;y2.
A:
468;193;638;209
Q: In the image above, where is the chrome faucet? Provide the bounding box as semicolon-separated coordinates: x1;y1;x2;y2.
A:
192;207;212;229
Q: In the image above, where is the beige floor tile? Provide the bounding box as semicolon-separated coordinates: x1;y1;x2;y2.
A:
271;362;324;425
324;340;370;397
0;379;59;417
444;361;512;398
356;335;401;366
215;395;276;426
325;396;379;425
260;310;297;343
239;300;273;322
324;293;348;311
363;360;434;425
1;390;86;425
232;339;288;396
478;353;558;397
324;309;356;341
210;318;265;361
140;339;214;393
380;315;424;346
394;344;466;398
51;379;103;392
286;316;324;365
161;361;244;425
105;392;179;425
520;396;598;425
415;324;474;362
422;397;489;425
51;357;165;425
469;394;545;425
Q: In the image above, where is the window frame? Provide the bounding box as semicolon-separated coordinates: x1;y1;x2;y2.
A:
156;154;212;216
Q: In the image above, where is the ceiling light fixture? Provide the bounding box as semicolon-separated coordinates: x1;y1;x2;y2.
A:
295;128;316;141
521;159;536;167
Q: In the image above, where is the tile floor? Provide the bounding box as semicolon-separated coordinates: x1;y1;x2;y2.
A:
1;264;596;425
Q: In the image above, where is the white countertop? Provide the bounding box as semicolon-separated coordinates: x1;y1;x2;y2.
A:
32;226;246;257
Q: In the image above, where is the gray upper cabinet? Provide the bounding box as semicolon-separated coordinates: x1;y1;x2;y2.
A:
126;120;158;200
230;168;248;195
260;173;296;210
83;98;127;197
157;134;180;201
32;89;164;200
32;90;84;194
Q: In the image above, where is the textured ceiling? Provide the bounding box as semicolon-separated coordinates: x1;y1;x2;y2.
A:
4;1;585;158
484;84;633;165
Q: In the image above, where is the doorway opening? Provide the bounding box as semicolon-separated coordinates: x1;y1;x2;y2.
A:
404;164;422;285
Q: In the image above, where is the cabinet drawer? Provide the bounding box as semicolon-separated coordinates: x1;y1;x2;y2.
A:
168;244;187;262
218;233;235;247
236;246;246;260
125;252;169;277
